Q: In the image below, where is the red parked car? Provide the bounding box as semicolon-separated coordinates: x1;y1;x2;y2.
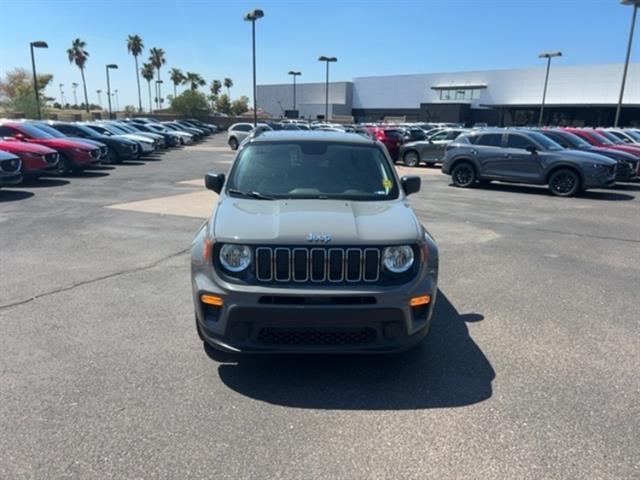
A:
0;122;101;174
365;126;405;161
0;138;59;179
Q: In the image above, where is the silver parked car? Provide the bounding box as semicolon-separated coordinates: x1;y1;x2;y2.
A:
398;128;468;167
191;131;439;354
442;129;617;197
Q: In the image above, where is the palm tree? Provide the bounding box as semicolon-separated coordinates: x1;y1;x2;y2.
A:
184;72;205;91
223;78;233;97
148;47;166;109
67;38;90;112
126;35;144;112
140;62;155;113
169;68;185;98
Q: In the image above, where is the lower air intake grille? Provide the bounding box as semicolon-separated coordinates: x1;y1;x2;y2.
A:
257;327;377;346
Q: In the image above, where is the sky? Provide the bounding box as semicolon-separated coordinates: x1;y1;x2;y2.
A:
1;0;638;109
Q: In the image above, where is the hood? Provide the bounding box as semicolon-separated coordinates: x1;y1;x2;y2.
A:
586;146;637;162
558;149;617;166
68;137;106;148
119;134;153;144
33;137;98;150
213;198;421;245
607;144;640;158
0;140;56;155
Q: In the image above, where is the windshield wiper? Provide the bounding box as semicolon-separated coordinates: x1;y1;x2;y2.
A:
227;188;275;200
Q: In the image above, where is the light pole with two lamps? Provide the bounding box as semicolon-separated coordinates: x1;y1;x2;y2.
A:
287;70;301;117
29;41;48;120
318;56;337;122
106;64;118;119
537;51;562;126
244;8;264;127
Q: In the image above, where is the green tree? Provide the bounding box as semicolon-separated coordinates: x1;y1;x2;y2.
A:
230;95;250;116
127;34;144;112
208;80;222;108
170;89;210;116
184;72;205;91
0;68;54;118
140;62;155;113
148;47;166;109
123;105;136;115
223;77;233;97
169;68;185;98
67;38;90;112
215;93;231;115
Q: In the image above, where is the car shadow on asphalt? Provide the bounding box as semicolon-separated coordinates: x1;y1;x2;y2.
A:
0;190;34;202
213;291;494;409
468;182;635;201
20;178;70;188
60;171;110;179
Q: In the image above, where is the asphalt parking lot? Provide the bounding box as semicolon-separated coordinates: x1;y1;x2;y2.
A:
1;134;639;479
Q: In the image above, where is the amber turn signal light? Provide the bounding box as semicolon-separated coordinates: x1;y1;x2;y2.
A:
201;294;224;306
409;295;431;307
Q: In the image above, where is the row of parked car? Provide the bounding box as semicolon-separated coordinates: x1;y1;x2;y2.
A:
0;118;218;186
438;127;640;196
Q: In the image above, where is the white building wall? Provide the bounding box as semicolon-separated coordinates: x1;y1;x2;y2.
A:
352;63;640;109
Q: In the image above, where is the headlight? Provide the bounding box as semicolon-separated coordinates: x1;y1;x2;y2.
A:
382;246;414;273
219;244;251;272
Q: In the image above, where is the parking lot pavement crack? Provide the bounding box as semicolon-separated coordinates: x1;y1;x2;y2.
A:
0;248;190;311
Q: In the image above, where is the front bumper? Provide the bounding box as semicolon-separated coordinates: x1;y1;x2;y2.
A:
0;173;23;186
193;273;438;354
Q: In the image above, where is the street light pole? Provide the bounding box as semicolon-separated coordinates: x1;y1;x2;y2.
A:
155;80;163;111
244;8;264;127
288;71;301;117
59;83;65;108
615;0;639;127
29;41;48;120
114;90;119;112
106;64;118;119
72;82;79;106
318;56;337;122
96;90;102;109
537;51;562;127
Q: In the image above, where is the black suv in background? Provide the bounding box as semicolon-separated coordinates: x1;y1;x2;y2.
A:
538;129;638;181
47;122;140;163
442;129;617;196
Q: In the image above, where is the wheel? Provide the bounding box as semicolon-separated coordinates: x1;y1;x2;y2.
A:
403;150;420;167
228;137;239;150
106;147;121;164
56;154;71;175
548;169;580;197
451;162;476;188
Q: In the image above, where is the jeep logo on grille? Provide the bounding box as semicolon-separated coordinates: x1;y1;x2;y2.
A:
307;233;332;243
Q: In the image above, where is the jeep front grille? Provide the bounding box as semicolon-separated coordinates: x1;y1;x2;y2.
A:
255;247;381;283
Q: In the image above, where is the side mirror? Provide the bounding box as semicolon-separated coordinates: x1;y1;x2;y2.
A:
204;172;225;194
401;175;421;196
525;145;537;154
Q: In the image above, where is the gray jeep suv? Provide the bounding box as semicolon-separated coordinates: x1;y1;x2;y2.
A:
191;131;439;354
442;129;617;196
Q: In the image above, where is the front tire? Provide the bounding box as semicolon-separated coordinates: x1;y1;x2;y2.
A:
106;147;121;164
548;169;580;197
403;150;420;167
451;162;476;188
229;137;239;150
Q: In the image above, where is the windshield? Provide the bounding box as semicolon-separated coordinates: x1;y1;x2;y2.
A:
31;123;66;138
625;130;640;142
15;123;54;138
527;131;563;151
85;124;113;136
596;130;623;144
588;131;613;144
226;142;399;201
554;131;591;148
102;124;128;135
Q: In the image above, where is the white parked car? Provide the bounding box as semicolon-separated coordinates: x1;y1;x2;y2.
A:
227;122;271;150
83;123;156;153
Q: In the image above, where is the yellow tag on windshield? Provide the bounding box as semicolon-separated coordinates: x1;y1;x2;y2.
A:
382;179;392;189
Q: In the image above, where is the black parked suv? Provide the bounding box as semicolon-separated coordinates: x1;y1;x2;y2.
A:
442;129;617;196
47;122;140;163
538;129;638;181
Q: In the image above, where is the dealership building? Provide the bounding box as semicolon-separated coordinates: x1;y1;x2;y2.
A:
257;63;640;126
